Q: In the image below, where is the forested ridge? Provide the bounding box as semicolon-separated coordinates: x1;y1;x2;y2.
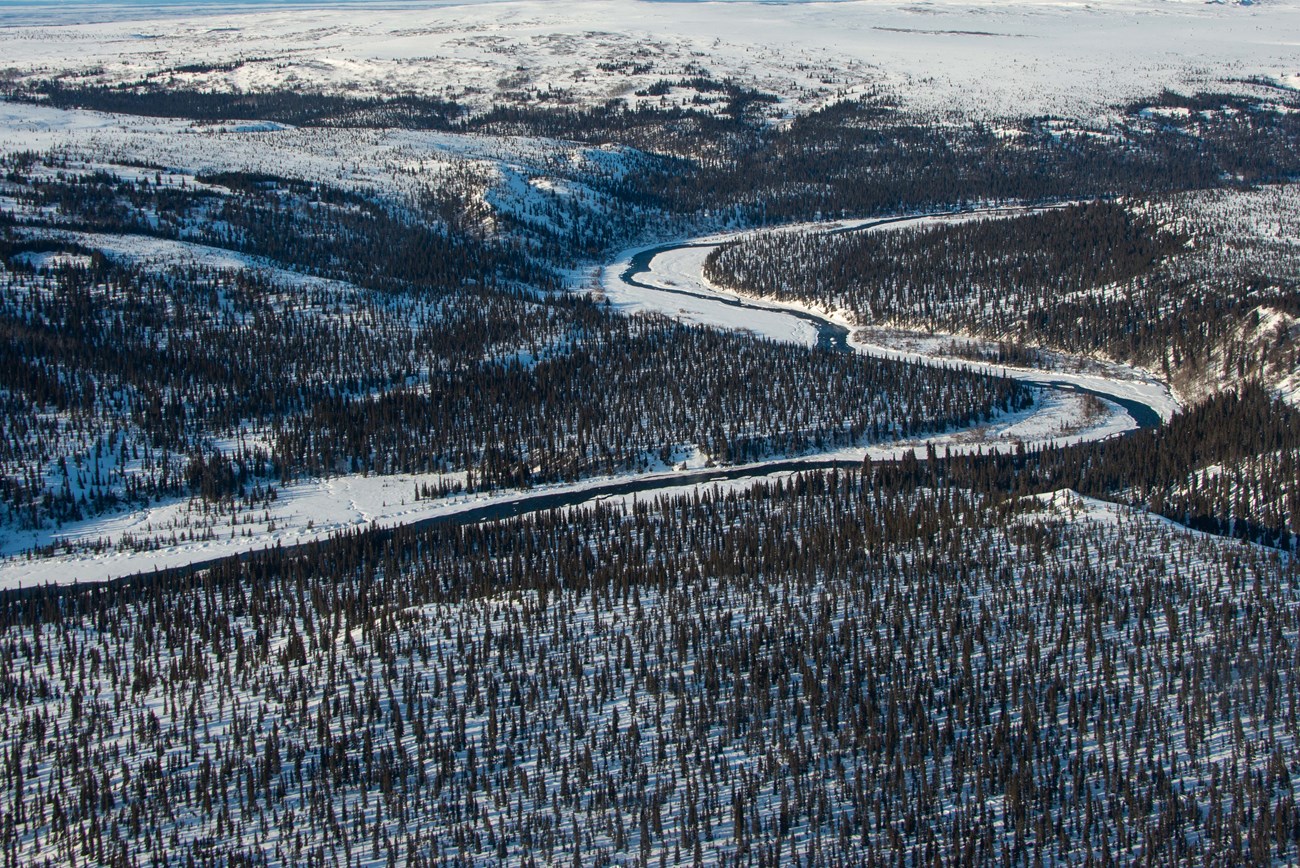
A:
12;82;466;130
707;203;1178;326
10;80;1300;218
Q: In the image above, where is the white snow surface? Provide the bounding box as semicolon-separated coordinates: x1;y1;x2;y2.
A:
607;243;821;347
0;0;1297;123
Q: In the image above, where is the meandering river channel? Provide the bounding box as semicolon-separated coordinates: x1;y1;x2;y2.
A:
1;210;1175;593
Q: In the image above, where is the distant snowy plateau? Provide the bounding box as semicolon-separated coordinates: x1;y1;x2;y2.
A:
1;0;1297;123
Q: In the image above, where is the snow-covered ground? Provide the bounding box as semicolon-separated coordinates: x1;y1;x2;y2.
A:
13;224;361;291
608;244;821;347
0;0;1296;123
4;450;1290;867
1147;184;1300;405
0;100;640;218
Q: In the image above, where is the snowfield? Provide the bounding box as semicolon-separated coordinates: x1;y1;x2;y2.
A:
4;4;1300;865
0;0;1296;123
0;0;1276;589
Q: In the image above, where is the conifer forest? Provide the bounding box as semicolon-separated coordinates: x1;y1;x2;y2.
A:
2;1;1300;864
